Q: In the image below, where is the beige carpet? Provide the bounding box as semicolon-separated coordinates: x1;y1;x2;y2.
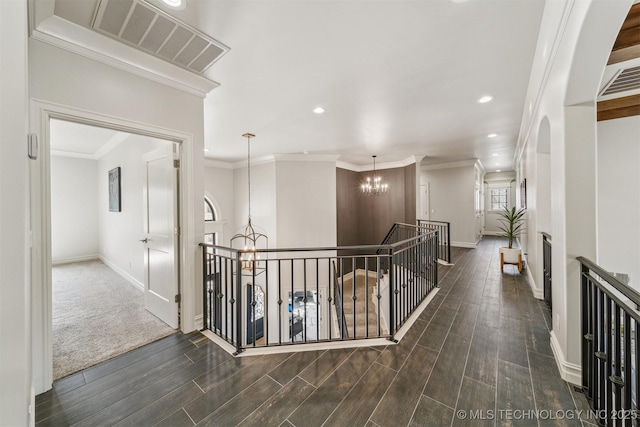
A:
52;259;176;380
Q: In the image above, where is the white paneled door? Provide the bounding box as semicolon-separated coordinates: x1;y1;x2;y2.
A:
142;145;179;329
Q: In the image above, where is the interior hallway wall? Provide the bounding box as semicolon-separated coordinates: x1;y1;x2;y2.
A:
597;115;640;291
30;37;205;393
51;156;99;263
97;134;168;288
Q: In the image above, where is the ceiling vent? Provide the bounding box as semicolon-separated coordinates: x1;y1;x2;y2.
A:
92;0;229;74
601;65;640;97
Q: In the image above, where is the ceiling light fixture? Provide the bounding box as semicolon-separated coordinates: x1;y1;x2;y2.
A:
492;153;498;157
231;133;267;273
496;170;502;173
161;0;185;9
478;95;494;104
488;133;497;138
313;107;325;114
362;155;388;196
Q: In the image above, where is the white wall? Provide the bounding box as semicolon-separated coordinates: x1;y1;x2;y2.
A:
29;38;205;393
483;171;516;235
513;0;632;384
204;162;235;245
422;162;477;247
275;159;337;248
597;116;640;289
98;134;168;287
51;156;99;263
0;1;31;424
233;160;277;248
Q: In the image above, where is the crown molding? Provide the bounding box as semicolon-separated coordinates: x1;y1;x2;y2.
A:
421;159;478;171
273;153;341;162
204;158;234;169
28;1;219;98
337;155;419;172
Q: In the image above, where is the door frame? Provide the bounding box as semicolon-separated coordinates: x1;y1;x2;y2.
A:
30;99;197;393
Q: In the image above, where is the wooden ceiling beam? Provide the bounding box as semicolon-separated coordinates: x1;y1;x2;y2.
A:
608;3;640;65
597;93;640;121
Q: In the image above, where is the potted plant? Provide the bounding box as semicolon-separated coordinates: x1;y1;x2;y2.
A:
497;206;526;272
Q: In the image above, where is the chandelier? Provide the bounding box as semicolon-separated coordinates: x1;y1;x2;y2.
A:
361;155;388;195
231;133;267;273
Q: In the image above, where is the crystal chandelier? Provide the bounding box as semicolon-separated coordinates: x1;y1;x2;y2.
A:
361;155;388;195
231;133;267;272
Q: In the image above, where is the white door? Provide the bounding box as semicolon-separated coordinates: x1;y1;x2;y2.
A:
420;184;430;220
142;145;179;329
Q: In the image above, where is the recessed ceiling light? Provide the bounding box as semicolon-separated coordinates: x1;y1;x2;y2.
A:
487;133;497;138
492;153;498;156
478;95;494;104
313;107;325;114
204;148;209;152
303;150;309;155
496;169;502;173
161;0;184;8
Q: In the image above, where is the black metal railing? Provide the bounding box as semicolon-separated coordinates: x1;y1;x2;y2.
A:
417;219;451;263
579;256;640;426
201;223;439;354
542;232;552;310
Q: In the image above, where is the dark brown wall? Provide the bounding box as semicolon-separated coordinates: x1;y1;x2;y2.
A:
336;168;361;246
336;163;417;246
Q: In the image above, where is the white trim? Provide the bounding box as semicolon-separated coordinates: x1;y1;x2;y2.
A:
273;153;340;162
550;330;582;385
99;255;144;292
28;11;218;98
51;254;99;265
30;99;197;393
452;241;477;249
194;314;203;331
204;158;233;169
482;231;503;237
393;288;440;342
514;0;576;165
421;159;478;171
525;259;544;299
337;156;419;172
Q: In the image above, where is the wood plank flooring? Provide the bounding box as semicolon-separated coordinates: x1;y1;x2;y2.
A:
35;237;595;426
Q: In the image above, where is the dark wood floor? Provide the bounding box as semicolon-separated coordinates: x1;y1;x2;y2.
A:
35;237;595;426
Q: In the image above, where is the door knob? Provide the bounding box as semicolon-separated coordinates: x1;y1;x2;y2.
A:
140;238;148;243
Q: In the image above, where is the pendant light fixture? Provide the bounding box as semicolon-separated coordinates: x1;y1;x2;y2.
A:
361;155;388;196
231;133;267;272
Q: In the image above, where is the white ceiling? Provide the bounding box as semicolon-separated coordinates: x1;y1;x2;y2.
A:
50;0;547;170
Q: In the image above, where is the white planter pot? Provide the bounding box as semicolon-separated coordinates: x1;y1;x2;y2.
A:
499;247;523;272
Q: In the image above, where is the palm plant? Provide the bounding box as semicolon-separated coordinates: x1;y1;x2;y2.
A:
497;206;526;248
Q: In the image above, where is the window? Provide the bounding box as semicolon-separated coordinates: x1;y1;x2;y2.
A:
490;187;509;211
204;197;218;248
204;198;215;222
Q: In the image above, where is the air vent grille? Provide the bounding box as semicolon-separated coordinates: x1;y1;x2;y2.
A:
601;65;640;96
92;0;229;74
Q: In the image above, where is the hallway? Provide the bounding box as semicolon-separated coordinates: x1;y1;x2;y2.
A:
35;237;594;426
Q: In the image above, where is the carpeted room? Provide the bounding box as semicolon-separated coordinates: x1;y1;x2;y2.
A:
50;120;177;379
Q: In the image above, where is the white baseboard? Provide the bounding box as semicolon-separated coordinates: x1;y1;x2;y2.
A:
51;254;99;265
482;231;502;237
99;255;144;292
550;330;582;385
194;314;203;331
525;264;544;299
451;241;477;249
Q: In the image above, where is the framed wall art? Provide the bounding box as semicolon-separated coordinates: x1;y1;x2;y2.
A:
109;167;121;212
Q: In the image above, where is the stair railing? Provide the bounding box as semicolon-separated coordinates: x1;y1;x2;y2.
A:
578;256;640;426
200;223;438;354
